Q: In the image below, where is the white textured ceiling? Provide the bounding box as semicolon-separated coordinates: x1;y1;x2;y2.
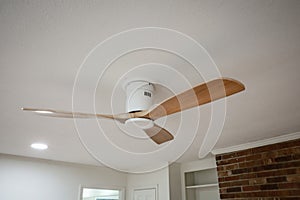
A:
0;0;299;171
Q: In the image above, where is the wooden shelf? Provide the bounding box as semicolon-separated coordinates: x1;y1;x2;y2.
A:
186;183;218;189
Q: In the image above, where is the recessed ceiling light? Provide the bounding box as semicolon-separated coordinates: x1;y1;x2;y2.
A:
31;143;48;150
34;110;53;114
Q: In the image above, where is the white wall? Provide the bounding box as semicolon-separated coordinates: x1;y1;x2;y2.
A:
126;167;170;200
168;163;182;200
0;154;127;200
0;154;178;200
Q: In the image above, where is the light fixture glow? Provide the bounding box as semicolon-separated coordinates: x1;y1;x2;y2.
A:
35;110;53;114
31;143;48;150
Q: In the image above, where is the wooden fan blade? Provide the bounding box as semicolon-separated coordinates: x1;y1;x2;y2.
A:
144;124;174;144
145;78;245;120
21;108;131;123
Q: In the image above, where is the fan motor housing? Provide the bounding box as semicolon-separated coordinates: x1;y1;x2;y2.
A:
125;81;154;113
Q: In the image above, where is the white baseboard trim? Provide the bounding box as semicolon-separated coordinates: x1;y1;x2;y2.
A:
211;132;300;155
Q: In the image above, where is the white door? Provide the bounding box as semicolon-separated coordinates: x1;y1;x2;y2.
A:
134;188;156;200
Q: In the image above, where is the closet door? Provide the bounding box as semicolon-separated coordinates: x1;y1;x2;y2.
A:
134;187;157;200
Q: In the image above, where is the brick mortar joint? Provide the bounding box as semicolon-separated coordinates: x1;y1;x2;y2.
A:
216;155;300;166
216;143;300;161
220;182;298;190
218;169;297;176
217;159;300;172
221;188;300;193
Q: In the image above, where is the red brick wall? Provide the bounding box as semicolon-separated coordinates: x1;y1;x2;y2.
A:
216;139;300;199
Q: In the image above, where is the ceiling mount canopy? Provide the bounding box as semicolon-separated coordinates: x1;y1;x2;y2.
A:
125;81;155;113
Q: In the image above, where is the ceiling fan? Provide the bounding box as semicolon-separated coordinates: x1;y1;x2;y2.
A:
22;78;245;145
